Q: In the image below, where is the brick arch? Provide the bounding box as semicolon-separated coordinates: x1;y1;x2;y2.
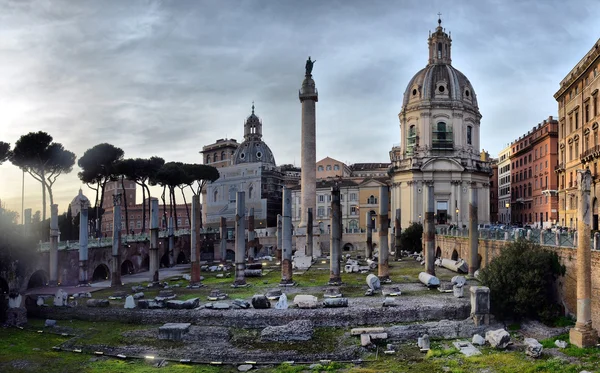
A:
176;251;187;264
27;270;49;289
92;264;110;282
141;254;150;271
451;249;459;261
121;260;134;276
436;247;442;258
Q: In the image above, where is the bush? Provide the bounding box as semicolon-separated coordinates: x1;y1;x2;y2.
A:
479;239;565;322
400;222;423;253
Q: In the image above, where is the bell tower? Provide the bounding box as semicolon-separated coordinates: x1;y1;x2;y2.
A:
428;15;452;65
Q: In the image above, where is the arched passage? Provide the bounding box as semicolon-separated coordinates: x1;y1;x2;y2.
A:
176;251;187;264
92;264;110;282
343;243;354;251
451;249;459;261
436;247;442;258
121;260;134;276
225;249;235;261
141;255;150;271
27;270;49;289
160;252;170;268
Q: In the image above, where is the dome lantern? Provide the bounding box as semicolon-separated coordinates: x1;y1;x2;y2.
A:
428;15;452;65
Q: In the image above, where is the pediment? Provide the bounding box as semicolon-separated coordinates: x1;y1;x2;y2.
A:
420;158;465;172
359;178;388;187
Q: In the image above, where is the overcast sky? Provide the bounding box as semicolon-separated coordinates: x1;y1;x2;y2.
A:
0;0;599;217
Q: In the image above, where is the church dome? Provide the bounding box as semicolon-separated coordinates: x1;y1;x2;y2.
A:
402;64;478;108
232;105;277;166
71;189;90;209
401;18;479;112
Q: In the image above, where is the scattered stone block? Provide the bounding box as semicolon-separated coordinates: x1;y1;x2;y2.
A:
212;302;230;309
45;319;57;327
261;320;314;342
124;296;136;309
207;289;228;301
471;286;491;326
265;289;282;300
555;340;568;349
182;274;191;281
486;329;510;349
437;282;453;292
382;287;401;296
36;297;45;307
158;323;191;341
137;299;165;309
453;285;464;298
244;269;262;277
524;338;543;358
472;334;485;346
417;334;430;351
383;297;399;307
237;364;253;372
324;288;342;298
451;275;467;287
441;258;468;273
366;274;381;290
131;286;144;292
360;334;372;346
166;298;199;309
323;298;348;308
418;272;440;287
251;295;271;309
351;327;384;336
364;289;375;296
86;299;109;308
8;293;22;308
453;341;482;356
275;294;288;309
133;292;144;299
293;295;318;309
233;299;251;309
53;289;68;307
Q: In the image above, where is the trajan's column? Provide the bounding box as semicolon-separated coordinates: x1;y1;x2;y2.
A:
299;56;318;228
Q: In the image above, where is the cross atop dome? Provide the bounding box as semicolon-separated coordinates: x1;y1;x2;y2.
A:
428;16;452;65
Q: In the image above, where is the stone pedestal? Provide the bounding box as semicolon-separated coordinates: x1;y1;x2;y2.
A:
470;286;490;326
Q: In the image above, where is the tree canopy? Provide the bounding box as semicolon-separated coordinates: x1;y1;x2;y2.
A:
0;141;11;164
11;132;76;220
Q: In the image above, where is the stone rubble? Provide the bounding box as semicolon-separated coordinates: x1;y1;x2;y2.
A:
260;320;314;342
524;337;543;358
293;295;318;309
251;294;271;309
275;294;288;309
486;329;511;349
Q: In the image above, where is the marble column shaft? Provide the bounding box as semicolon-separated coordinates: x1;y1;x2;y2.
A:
281;187;293;284
78;204;89;285
424;184;435;276
111;196;122;287
329;187;341;284
378;186;390;281
234;191;246;286
248;207;256;261
366;211;373;258
190;195;201;283
299;73;318;228
149;199;160;283
394;208;402;260
220;217;227;261
469;187;479;277
306;208;313;257
276;214;282;255
49;204;59;286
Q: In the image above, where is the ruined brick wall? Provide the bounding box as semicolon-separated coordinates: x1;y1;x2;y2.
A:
435;235;600;333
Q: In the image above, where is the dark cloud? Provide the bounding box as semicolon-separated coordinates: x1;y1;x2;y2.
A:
1;0;600;213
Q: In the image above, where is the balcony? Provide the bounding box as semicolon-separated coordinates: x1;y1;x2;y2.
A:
554;162;565;172
580;145;600;163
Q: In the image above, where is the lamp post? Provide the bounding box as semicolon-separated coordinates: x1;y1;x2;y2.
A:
455;208;459;224
505;202;510;224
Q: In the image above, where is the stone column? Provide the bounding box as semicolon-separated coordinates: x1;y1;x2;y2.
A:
149;199;160;283
190;195;201;283
570;169;598;347
424;184;435;276
220;217;227;262
306;208;313;258
111;194;122;287
78;201;89;285
329;186;342;285
167;216;174;267
248;207;256;262
234;191;247;286
276;214;282;258
458;182;463;228
49;204;59;286
281;187;294;285
299;64;318;228
366;211;373;258
469;185;479;277
394;208;402;260
379;186;390;282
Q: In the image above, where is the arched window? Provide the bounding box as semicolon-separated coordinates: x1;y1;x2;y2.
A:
221;151;225;160
349;220;358;231
213;190;218;202
318;165;324;171
229;186;237;203
333;165;340;171
367;195;378;204
248;186;253;199
206;154;211;163
432;122;452;150
407;125;417;155
467;126;472;145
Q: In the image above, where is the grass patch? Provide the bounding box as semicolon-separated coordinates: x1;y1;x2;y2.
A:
425;347;460;358
540;332;570;349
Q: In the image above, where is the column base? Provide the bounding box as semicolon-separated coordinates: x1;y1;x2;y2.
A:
570;323;598;348
231;281;249;288
279;279;296;287
378;276;392;283
471;313;490;327
328;277;342;286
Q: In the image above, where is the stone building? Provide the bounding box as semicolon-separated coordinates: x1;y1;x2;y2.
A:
202;106;283;231
490;159;499;224
509;117;559;228
554;38;600;229
201;138;240;169
497;145;511;224
316;157;351;179
389;18;491;227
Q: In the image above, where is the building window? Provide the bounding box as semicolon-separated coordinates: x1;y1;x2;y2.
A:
213;190;218;202
206;154;211;163
318;195;325;203
467;126;472;145
248;186;253;199
586;104;590;123
432;122;453;150
575;112;579;129
214;152;219;161
349;220;358;231
318;165;324;171
350;193;357;201
326;165;332;171
575;141;579;158
317;206;325;217
594;96;598;117
367;195;378;204
333;164;340;171
350;206;358;215
407;125;417;155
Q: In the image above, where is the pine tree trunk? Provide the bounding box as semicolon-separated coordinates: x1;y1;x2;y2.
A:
121;177;129;235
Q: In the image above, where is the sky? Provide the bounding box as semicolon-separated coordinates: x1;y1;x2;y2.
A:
0;0;599;218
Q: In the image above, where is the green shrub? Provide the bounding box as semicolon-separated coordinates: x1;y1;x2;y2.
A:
479;239;565;322
400;222;423;253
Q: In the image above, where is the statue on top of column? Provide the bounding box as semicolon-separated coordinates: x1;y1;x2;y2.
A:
305;56;316;75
